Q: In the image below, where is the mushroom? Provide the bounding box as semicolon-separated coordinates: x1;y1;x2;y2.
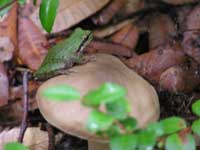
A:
36;54;160;150
30;0;110;33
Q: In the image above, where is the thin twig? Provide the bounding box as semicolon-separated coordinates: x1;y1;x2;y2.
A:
0;0;16;12
18;71;29;143
46;123;55;150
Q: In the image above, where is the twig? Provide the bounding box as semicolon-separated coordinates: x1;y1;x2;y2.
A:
18;71;29;143
46;123;55;150
0;0;16;12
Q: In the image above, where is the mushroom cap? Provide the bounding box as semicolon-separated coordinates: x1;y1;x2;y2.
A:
30;0;110;33
36;54;160;141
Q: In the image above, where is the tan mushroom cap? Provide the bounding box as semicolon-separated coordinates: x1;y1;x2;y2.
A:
36;54;160;141
30;0;110;33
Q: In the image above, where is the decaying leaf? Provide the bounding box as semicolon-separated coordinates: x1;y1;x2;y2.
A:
85;40;133;57
125;45;187;84
160;60;200;92
18;15;48;71
0;3;17;62
111;23;139;49
182;5;200;64
0;127;62;150
92;0;126;25
0;63;8;107
30;0;110;33
162;0;198;5
148;13;176;49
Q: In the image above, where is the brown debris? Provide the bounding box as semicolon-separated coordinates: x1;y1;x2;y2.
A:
18;15;48;71
182;5;200;64
111;23;139;49
0;3;17;62
125;45;187;84
159;60;200;93
92;0;126;25
85;40;133;57
0;63;8;107
148;13;177;49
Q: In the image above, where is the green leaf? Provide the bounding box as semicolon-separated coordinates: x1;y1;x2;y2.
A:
83;83;126;107
192;119;200;136
165;134;195;150
106;124;122;137
4;142;28;150
86;110;114;133
42;84;81;101
106;97;131;120
159;117;186;135
192;100;200;116
18;0;26;5
147;122;164;137
137;130;156;150
39;0;59;32
110;134;137;150
120;117;137;132
0;0;12;17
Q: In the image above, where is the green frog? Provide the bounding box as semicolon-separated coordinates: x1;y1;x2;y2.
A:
34;28;93;80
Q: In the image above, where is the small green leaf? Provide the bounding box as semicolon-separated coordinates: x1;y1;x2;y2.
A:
106;97;131;120
86;110;114;133
0;0;12;17
42;85;81;101
83;83;126;107
192;100;200;116
39;0;59;32
120;117;137;132
192;119;200;136
106;124;122;137
18;0;26;5
110;134;137;150
159;117;186;135
165;134;195;150
4;142;28;150
137;130;156;150
147;122;164;137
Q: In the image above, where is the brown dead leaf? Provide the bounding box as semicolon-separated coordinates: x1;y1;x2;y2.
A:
0;128;51;150
125;45;187;84
111;23;139;49
0;63;8;107
18;15;48;71
162;0;197;5
0;3;17;62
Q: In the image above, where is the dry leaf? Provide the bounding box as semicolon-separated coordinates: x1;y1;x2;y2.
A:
0;127;61;150
30;0;110;33
0;3;17;62
111;23;139;49
0;63;8;107
18;15;48;71
162;0;197;5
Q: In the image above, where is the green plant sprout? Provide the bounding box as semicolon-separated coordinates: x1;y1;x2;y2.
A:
41;82;200;150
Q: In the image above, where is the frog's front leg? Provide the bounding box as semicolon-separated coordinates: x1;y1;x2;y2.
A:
75;55;96;65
